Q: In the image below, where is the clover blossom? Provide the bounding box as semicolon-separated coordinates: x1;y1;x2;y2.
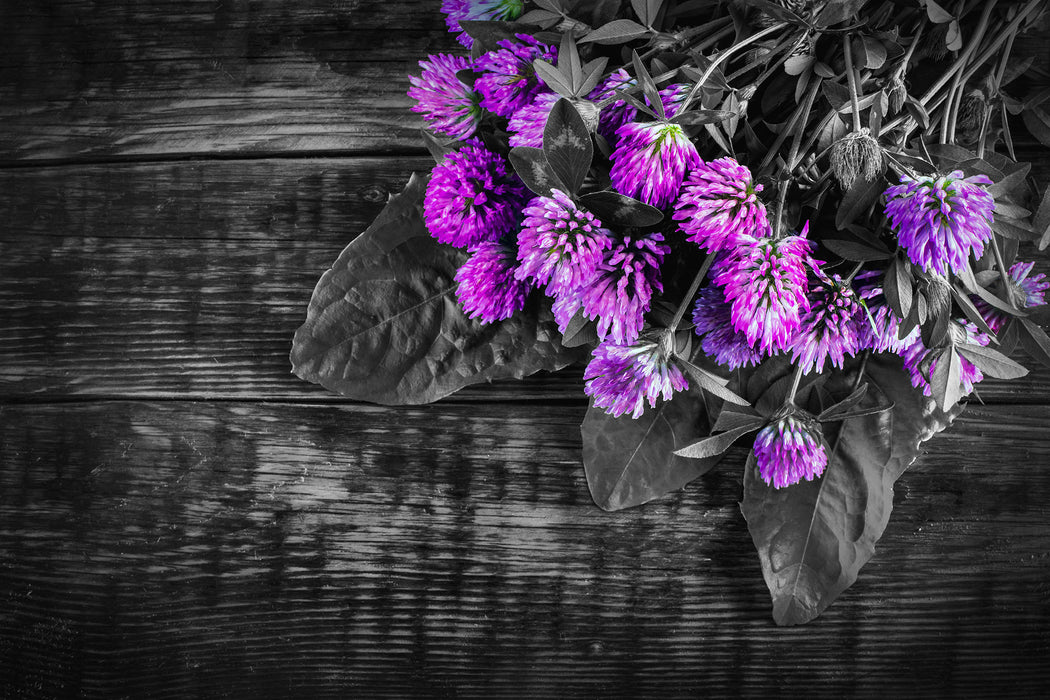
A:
854;278;913;353
455;239;533;323
753;410;828;489
516;189;613;296
884;170;995;276
474;34;556;119
791;272;864;374
584;338;688;418
691;286;763;369
508;92;559;148
581;231;668;345
424;139;528;248
975;261;1049;332
673;158;769;253
609;120;701;208
901;320;990;397
587;69;638;144
441;0;524;47
712;224;814;355
407;54;481;141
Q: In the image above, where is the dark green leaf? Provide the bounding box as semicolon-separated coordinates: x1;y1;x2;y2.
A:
824;236;892;261
860;35;886;69
1019;318;1050;369
784;55;815;76
835;175;884;230
930;347;963;411
949;283;997;338
420;129;457;163
1022;106;1050;149
742;354;961;626
742;0;805;24
986;161;1030;199
822;81;850;111
670;109;735;126
817;382;869;421
580;18;651;44
561;308;599;347
582;389;717;511
518;8;563;28
578;191;664;227
291;173;582;404
533;58;574;98
883;255;913;319
543;99;593;195
680;359;751;406
631;50;665;120
713;405;766;431
578;57;610;96
924;0;953;23
459;20;542;49
919;280;951;348
955;343;1029;379
509;146;565;197
992;216;1039;241
1032;185;1050;250
944;19;962;51
675;422;763;459
816;0;867;26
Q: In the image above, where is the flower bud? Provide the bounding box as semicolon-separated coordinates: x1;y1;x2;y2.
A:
829;129;883;191
888;72;907;114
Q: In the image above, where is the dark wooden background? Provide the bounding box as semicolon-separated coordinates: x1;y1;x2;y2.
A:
2;2;1050;697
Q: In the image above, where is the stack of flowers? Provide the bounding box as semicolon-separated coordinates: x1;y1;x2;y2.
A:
293;0;1050;625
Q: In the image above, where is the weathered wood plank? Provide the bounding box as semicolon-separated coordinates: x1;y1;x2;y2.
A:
3;158;1050;402
1;401;1048;696
0;0;453;162
2;1;1048;163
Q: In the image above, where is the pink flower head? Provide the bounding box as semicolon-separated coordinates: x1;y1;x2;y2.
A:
754;410;828;489
609;120;701;209
584;338;688;418
407;53;481;141
455;239;533;323
673;158;770;253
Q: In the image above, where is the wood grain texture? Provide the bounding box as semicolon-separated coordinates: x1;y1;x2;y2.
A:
0;0;454;162
3;157;1049;402
1;401;1048;697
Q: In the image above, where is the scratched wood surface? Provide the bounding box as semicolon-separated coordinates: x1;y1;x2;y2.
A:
2;1;1050;697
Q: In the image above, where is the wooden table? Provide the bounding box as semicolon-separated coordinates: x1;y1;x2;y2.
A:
3;2;1050;696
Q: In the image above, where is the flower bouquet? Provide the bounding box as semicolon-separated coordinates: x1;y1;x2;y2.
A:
291;0;1050;624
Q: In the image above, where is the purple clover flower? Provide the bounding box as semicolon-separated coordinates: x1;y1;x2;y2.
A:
587;69;638;145
673;158;769;253
853;273;913;353
581;231;669;345
652;83;690;119
975;261;1049;332
424;139;528;248
407;54;481;141
441;0;525;48
610;120;701;208
516;189;613;296
474;34;556;119
901;320;990;397
584;338;688;418
884;170;995;276
692;286;763;369
791;272;864;374
712;224;814;355
508;92;559;148
753;411;828;489
455;239;533;323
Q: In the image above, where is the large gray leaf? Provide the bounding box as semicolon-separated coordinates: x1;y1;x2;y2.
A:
741;354;962;625
582;388;718;511
291;172;582;404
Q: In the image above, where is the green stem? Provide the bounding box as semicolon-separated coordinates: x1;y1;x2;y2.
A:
786;363;805;407
669;253;716;332
942;1;998;144
842;34;864;132
682;22;790;111
990;234;1013;295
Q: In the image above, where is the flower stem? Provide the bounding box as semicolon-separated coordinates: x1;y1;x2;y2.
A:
669;253;716;332
786;363;805;406
990;233;1013;294
842;34;864;133
682;22;790;112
